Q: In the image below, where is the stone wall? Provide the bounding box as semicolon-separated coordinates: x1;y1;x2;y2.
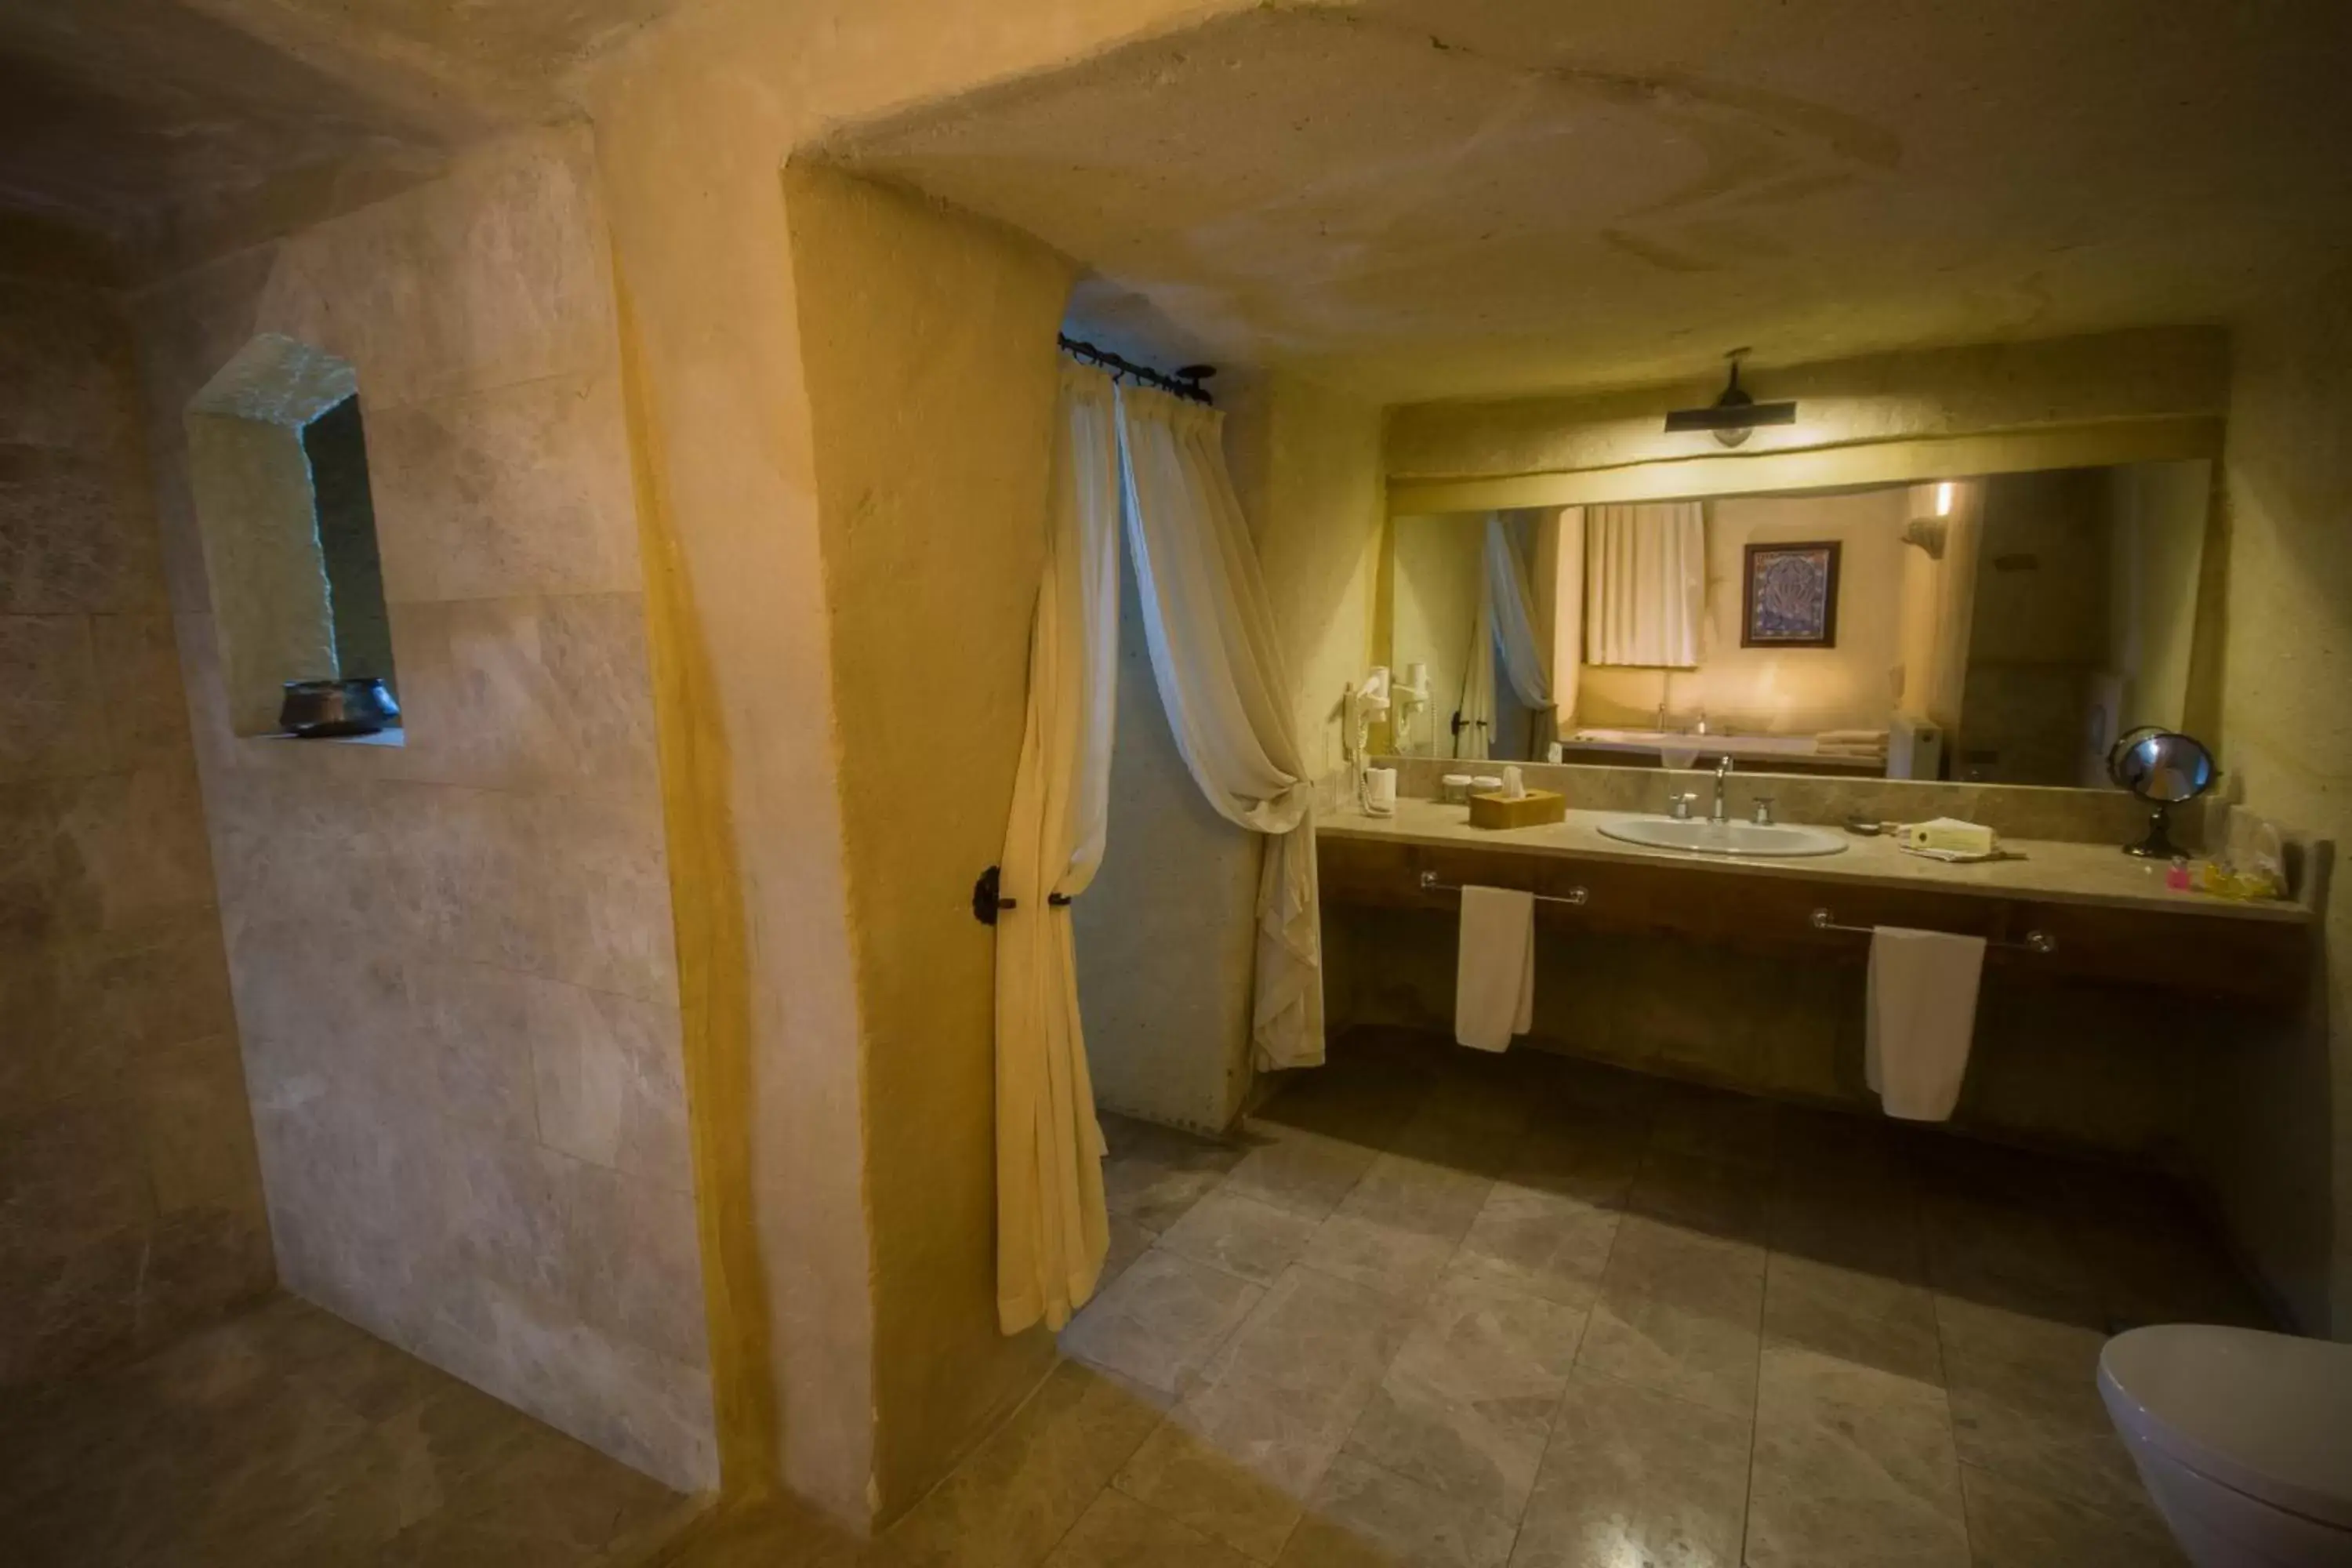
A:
0;232;270;1381
123;128;715;1488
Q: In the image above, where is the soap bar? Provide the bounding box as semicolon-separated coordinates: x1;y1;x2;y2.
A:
1900;816;1998;856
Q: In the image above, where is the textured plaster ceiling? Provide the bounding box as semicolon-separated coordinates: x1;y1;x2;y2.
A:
823;0;2352;403
0;0;677;256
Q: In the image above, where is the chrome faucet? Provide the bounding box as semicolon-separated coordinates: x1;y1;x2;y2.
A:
1711;754;1735;824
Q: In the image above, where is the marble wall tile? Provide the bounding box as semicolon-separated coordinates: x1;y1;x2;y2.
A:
0;446;169;615
528;979;690;1185
0;1091;154;1261
366;372;643;602
132;1200;275;1352
0;614;107;782
0;279;141;452
402;958;547;1144
89;612;194;768
385;593;660;801
1514;1370;1751;1568
256;129;615;414
1744;1344;1969;1568
132;1034;266;1213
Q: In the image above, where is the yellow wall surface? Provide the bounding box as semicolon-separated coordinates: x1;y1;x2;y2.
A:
583;0;1259;1522
782;162;1073;1513
1579;488;1911;735
2207;274;2352;1338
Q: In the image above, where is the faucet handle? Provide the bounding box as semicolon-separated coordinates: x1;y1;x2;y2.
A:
1751;796;1777;826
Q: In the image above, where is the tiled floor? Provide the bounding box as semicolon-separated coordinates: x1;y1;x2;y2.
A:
9;1034;2270;1568
665;1027;2268;1568
0;1291;699;1566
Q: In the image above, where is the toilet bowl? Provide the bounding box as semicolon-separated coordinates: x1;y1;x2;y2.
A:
2099;1323;2352;1566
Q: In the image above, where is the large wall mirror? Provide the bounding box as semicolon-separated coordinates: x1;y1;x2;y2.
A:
1384;459;2214;789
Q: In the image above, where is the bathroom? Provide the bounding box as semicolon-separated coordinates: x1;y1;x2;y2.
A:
4;3;2350;1566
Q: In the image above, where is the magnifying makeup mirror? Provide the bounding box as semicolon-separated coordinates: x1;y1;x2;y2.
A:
2108;728;2216;858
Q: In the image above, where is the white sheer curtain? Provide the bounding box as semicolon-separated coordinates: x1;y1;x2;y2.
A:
1586;502;1704;667
996;364;1122;1334
1921;481;1983;734
1119;384;1325;1071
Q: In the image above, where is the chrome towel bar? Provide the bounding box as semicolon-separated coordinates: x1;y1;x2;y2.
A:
1810;908;2054;955
1419;870;1589;908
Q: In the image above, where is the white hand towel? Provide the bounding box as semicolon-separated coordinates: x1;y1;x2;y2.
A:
1455;885;1535;1053
1865;927;1987;1120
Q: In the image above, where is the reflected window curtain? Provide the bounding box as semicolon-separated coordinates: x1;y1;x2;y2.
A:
1486;516;1553;750
1457;579;1494;760
1923;480;1984;734
1119;383;1325;1071
1552;506;1584;727
996;363;1122;1334
1584;502;1704;666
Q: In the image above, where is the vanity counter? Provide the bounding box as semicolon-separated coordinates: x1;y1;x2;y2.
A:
1322;798;2309;924
1318;798;2322;1004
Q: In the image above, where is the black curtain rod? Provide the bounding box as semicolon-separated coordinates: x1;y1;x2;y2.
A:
1057;334;1215;405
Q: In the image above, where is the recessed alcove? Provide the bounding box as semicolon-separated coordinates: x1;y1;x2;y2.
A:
184;333;401;739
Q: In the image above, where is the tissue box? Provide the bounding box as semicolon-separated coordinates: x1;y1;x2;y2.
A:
1468;789;1566;830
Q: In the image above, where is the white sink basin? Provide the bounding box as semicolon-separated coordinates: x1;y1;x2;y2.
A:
1598;816;1849;858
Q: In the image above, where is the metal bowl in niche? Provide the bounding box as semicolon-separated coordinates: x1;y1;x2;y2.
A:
279;677;400;738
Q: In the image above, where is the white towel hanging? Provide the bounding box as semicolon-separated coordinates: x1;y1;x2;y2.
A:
1865;927;1986;1120
1455;886;1535;1053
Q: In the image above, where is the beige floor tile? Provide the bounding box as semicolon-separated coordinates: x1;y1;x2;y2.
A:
1298;1152;1493;1300
1744;1344;1969;1568
1625;1149;1769;1246
1224;1125;1381;1222
888;1359;1163;1568
1447;1182;1621;1312
1044;1488;1265;1568
1922;1195;2103;1326
1959;1462;2189;1568
1932;1294;2160;1520
1767;1164;1925;1281
1158;1192;1321;1288
1172;1267;1422;1497
1648;1082;1780;1170
1764;1252;1944;1385
1062;1250;1266;1398
1104;1116;1247;1233
1511;1370;1750;1568
1343;1275;1588;1520
1104;1216;1163;1293
1276;1453;1517;1568
1573;1218;1764;1419
654;1494;878;1568
1114;1418;1306;1564
1498;1121;1643;1210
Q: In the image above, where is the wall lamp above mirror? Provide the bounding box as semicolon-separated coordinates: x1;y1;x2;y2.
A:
1664;349;1798;448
